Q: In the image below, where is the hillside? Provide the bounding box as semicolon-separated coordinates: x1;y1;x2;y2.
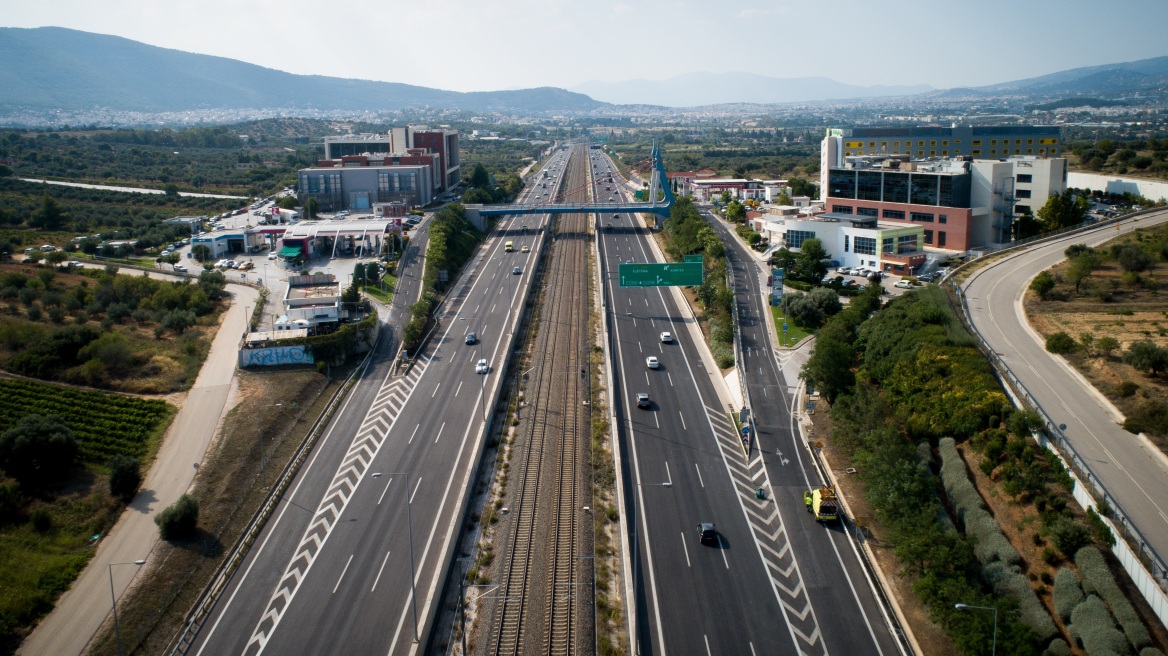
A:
0;27;605;114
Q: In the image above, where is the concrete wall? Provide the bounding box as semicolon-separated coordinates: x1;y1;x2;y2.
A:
1067;172;1168;202
239;344;314;367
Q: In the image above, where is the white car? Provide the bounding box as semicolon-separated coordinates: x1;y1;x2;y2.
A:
173;264;188;272
894;279;916;289
659;331;673;343
646;356;659;369
475;359;489;374
268;252;279;260
215;259;230;268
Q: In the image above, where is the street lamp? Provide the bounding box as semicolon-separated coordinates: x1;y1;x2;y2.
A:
108;559;146;656
955;603;997;656
259;403;284;488
632;480;671;656
378;471;419;642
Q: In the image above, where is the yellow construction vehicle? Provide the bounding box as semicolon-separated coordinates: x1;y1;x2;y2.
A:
803;485;839;523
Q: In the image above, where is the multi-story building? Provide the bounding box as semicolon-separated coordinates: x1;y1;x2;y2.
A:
391;126;460;191
298;164;433;212
824;125;1061;160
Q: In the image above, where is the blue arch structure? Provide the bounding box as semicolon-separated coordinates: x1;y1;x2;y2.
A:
475;143;674;218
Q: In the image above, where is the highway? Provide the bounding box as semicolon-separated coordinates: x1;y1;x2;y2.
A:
186;151;571;655
962;209;1168;568
595;150;900;656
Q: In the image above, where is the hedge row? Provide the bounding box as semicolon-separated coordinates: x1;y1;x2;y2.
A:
1076;546;1153;650
939;438;1058;642
1069;595;1132;654
1053;567;1085;622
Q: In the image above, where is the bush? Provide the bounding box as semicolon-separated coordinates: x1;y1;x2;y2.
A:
0;414;78;488
1052;568;1084;621
1076;546;1152;649
1116;381;1140;397
1030;271;1056;300
29;507;52;532
1044;638;1071;656
1069;595;1130;655
1049;516;1092;558
1045;331;1077;354
155;494;199;541
1086;507;1116;548
1125;340;1168;376
108;455;141;503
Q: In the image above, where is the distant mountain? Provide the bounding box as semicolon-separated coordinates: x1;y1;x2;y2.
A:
571;72;933;107
978;55;1168;96
0;27;605;114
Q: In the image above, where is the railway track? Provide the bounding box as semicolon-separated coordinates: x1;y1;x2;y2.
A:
486;145;593;656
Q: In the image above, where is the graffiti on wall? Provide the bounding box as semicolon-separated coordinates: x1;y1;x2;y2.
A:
240;345;314;367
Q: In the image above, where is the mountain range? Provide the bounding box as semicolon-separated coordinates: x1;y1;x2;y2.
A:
1;26;1166;115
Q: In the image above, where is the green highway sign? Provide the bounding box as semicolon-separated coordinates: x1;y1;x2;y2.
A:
619;262;704;287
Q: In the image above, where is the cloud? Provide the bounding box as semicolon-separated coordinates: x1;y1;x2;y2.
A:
613;3;633;14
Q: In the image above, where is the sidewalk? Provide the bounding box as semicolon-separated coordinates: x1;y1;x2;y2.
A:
20;283;259;656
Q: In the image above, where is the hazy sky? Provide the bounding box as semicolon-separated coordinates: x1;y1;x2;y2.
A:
6;0;1168;92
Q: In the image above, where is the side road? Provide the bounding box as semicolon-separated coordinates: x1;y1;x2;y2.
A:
20;281;258;656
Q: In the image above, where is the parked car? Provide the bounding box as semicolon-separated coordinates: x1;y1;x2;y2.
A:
268;252;279;260
173;264;188;273
894;279;914;289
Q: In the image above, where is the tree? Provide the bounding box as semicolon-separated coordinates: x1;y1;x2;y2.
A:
1029;271;1055;300
277;196;298;210
29;195;66;231
163;184;179;196
1045;332;1077;354
191;244;211;262
1012;206;1041;240
469;163;491;190
794;238;830;283
1113;244;1153;272
787;177;818;200
719;190;733;205
1124;341;1168;376
197;269;227;300
1065;251;1099;294
45;250;68;266
800;319;855;402
155;494;199;540
304;197;318;219
1096;336;1120;359
108;455;141;503
462;188;492;204
725;201;746;224
0;414;77;488
1037;190;1089;231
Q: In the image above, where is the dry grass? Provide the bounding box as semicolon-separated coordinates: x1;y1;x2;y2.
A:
85;367;336;656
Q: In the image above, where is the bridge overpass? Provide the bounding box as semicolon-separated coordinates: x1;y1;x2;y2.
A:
464;143;674;230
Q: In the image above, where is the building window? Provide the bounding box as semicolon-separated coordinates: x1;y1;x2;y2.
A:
1015;189;1031;199
1027;139;1034;145
882;172;909;204
854;236;876;255
787;230;817;249
832;205;854;214
844;235;850;252
857;207;879;217
939;214;948;224
938;232;947;247
1015;139;1022;145
881;141;888;149
893;141;900;148
917;150;925;157
1015;149;1021;155
910;212;934;223
942;140;949;146
897;234;918;253
918;141;925;147
1015;204;1029;214
973;139;983;146
972;150;982;156
869;142;876;148
930;151;936;157
924;230;933;244
991;140;998;146
910;174;938;205
829;169;856;199
1026;149;1033;155
882;237;894;254
990;149;996;156
856;171;882;201
942;150;948;157
883;209;906;219
930;140;937;147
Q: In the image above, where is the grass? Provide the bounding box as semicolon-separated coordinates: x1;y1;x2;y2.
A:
361;275;397;304
770;304;813;345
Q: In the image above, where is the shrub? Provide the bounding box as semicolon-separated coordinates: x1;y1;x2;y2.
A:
1116;381;1140;397
1044;638;1071;656
1045;331;1077;354
1076;546;1152;649
1049;516;1092;557
1125;340;1168;376
29;507;52;532
1069;595;1130;655
1086;507;1116;548
0;414;78;489
1052;568;1084;621
155;494;199;541
1030;271;1056;299
108;455;141;503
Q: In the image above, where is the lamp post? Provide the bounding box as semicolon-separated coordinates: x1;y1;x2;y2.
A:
259;403;284;489
632;480;671;656
382;471;418;642
955;603;997;656
108;559;146;656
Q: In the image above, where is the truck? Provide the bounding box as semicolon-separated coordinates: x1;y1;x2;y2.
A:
804;485;839;523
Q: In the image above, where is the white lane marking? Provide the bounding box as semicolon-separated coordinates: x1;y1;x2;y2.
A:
333;554;353;594
654;412;660;428
410;476;422;504
408;424;419;444
665;461;672;486
645;372;650;385
434;421;446;444
377;476;394;505
679;412;687;431
704;635;712;655
371;550;392;591
639;342;643;353
491;303;496;313
432;383;441;398
454;381;463;397
750;643;757;656
681;533;691;567
667;373;674;387
694;463;705;488
718;535;729;569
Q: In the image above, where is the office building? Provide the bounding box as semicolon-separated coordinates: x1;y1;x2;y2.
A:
298;164;433;212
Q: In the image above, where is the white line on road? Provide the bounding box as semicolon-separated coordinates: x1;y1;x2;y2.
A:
694;463;705;487
654;413;660;428
681;533;691;567
491;303;496;313
377;476;394;505
371;550;392;591
408;424;419;444
432;383;441;398
454;381;463;397
333;554;354;594
410;476;422;504
434;422;446;444
667;373;674;387
704;635;712;655
665;461;672;486
679;412;687;431
645;372;650;385
718;535;729;569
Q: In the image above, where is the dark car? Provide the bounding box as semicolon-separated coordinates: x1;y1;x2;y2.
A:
465;332;476;345
697;522;717;544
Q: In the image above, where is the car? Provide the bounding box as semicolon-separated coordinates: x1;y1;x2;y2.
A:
21;257;36;264
917;273;935;283
173;264;188;273
613;213;620;219
697;522;717;544
521;245;530;253
836;266;850;274
227;260;238;269
636;393;650;409
512;266;521;275
466;332;476;345
182;238;191;245
23;247;35;254
660;331;673;343
65;260;82;268
240;261;254;270
40;244;56;252
475;359;489;374
894;279;915;289
646;356;659;369
268;252;279;260
842;279;857;288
